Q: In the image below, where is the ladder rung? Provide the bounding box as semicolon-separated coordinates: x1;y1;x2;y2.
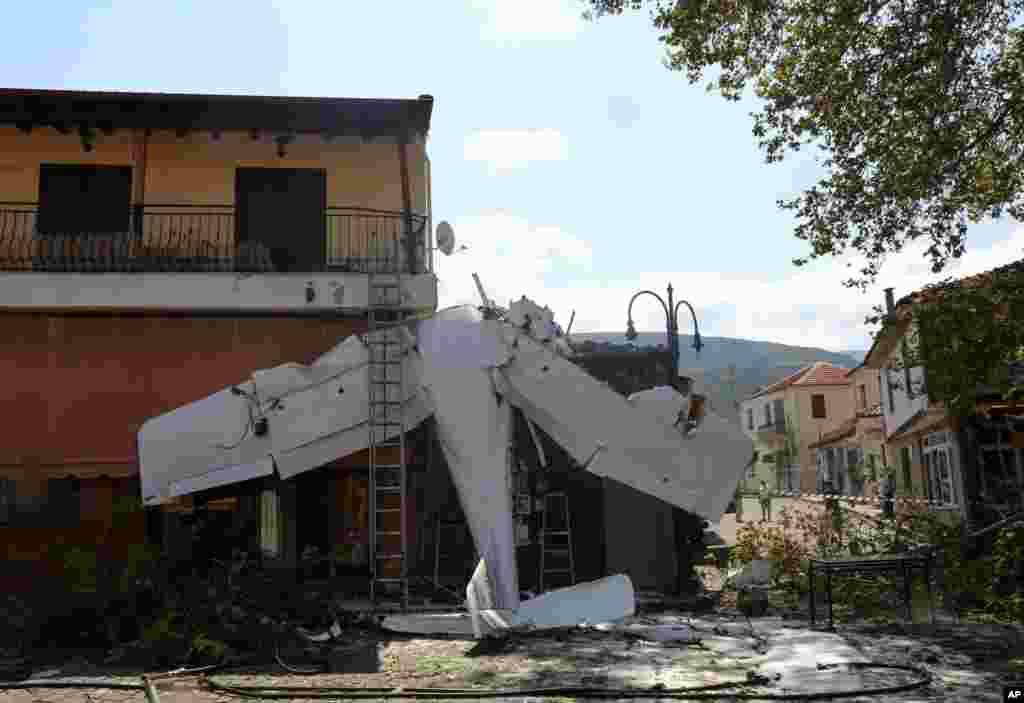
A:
370;421;405;427
376;508;402;514
370;401;405;407
373;578;407;584
371;380;403;386
375;554;406;561
375;486;402;494
542;531;571;537
375;531;402;537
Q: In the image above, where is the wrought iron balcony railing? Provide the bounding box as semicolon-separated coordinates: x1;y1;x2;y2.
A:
0;204;429;274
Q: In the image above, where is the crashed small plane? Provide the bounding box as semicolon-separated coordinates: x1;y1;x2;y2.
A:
138;290;753;637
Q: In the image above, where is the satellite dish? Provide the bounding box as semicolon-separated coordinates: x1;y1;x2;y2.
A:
436;221;456;256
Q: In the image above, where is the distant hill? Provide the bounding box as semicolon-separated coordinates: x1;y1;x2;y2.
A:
838;349;869;363
572;333;861;424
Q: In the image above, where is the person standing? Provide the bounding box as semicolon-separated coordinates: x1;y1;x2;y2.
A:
759;480;772;522
880;471;896;519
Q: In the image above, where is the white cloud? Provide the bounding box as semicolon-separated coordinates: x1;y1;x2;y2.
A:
435;212;592;311
436;218;1024;354
471;0;585;45
463;129;570;172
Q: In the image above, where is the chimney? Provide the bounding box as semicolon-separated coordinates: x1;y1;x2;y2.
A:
884;288;896;317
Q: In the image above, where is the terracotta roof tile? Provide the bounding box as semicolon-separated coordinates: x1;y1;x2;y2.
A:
895;257;1024;311
747;366;812;400
793;361;851;386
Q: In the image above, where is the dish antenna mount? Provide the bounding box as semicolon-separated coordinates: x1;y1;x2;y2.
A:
435;221;466;256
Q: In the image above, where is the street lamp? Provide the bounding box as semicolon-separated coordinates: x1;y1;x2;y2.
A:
625;283;703;387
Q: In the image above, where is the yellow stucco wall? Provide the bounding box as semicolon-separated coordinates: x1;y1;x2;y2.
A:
847;365;881;412
792;384;854;491
0;127;429;261
0;127;427;209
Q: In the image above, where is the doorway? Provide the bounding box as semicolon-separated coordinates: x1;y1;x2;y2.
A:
235;168;326;272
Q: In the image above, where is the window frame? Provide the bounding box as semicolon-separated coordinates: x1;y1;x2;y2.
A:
37;164;133;236
811;393;827;419
923;432;959;507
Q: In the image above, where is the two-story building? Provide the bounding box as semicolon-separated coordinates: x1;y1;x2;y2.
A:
740;361;852;494
807;364;885;498
862;276;1024;529
0;88;440;593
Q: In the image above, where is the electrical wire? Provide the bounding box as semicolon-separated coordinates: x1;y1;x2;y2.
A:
214;396;256;450
0;645;933;701
201;659;932;700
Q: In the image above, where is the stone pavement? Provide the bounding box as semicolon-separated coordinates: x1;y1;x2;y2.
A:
715;494;884;545
3;614;1018;702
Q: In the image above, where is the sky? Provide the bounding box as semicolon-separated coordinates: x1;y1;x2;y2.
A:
5;0;1023;352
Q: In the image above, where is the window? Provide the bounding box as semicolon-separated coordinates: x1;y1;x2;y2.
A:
0;478;79;527
900;447;913;495
0;479;13;524
923;432;959;506
46;478;81;527
858;385;867;410
37;164;133;235
746;408;754;431
811;394;826;419
260;488;281;558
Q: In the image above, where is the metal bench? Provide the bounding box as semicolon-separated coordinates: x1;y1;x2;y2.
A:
809;548;936;630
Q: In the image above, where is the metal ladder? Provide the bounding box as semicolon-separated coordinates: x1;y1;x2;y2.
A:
367;234;410;610
538;491;575;592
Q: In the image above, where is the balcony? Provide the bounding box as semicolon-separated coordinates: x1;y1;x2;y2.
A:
0;204;429;275
756;419;787;441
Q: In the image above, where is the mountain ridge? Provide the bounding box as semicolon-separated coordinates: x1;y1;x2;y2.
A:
572;332;862;424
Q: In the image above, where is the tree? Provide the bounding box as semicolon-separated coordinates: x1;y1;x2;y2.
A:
587;0;1024;413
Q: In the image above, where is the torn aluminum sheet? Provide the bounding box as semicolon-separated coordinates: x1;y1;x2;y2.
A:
138;291;751;638
384;571;635;639
498;327;751;521
137;328;429;505
509;573;635;631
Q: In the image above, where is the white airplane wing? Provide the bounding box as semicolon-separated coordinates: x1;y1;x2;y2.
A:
138;331;429;504
498;328;752;522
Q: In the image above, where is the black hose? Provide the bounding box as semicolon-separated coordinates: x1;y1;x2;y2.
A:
202;660;932;700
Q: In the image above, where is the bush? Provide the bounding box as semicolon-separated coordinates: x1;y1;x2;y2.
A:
727;498;1024;624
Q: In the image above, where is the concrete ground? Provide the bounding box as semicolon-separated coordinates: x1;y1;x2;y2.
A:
3;613;1020;702
715;494;884;545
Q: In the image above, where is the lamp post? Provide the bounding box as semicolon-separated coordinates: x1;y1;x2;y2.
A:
626;283;705;597
626;283;703;388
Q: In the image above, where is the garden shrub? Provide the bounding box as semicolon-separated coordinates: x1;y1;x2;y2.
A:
726;498;1024;624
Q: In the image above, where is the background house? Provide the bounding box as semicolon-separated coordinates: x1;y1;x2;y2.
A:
862;279;1024;529
740;362;852;494
808;364;885;497
0;88;436;594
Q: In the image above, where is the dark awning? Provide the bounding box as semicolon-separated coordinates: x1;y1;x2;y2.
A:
0;88;433;138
